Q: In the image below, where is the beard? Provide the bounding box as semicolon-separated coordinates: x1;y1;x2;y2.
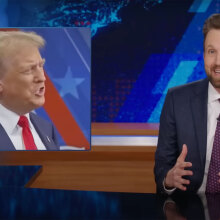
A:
207;75;220;88
206;65;220;89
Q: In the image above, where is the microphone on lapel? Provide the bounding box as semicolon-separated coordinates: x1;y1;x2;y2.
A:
46;136;51;143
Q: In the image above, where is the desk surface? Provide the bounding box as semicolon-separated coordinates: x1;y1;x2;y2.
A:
0;187;159;219
0;185;217;220
0;166;217;220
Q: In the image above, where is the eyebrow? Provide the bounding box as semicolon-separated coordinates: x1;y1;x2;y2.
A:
18;58;46;72
206;44;214;48
205;45;216;50
19;58;45;67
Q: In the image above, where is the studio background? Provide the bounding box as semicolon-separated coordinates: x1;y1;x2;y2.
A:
1;0;218;123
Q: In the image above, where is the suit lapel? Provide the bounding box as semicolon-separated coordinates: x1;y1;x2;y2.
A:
191;79;208;168
0;124;16;151
30;114;58;150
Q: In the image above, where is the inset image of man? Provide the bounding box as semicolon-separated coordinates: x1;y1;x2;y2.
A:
0;30;59;150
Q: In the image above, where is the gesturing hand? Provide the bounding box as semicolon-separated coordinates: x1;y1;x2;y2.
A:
164;144;193;191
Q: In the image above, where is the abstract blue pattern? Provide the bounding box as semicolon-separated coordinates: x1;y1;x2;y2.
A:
0;0;219;124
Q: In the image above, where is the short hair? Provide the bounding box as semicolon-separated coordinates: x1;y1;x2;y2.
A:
0;30;45;77
203;13;220;50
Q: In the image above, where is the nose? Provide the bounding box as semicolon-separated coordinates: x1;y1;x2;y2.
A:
34;66;46;82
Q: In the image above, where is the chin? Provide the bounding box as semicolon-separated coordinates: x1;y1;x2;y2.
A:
32;98;45;109
210;80;220;89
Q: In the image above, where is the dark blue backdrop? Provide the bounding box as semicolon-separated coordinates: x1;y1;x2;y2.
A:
0;0;219;123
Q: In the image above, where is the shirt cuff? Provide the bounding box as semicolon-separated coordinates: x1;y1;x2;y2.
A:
163;178;176;195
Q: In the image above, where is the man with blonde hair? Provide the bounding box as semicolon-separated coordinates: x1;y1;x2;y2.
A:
0;30;59;150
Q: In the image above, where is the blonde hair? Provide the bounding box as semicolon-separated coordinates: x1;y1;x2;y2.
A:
0;30;45;76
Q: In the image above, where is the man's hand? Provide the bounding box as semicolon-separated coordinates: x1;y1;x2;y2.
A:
164;144;193;191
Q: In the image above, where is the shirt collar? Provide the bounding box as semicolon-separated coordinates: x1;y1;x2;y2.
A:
208;82;220;104
0;104;31;135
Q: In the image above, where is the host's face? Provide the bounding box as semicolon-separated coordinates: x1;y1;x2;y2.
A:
204;29;220;93
0;45;46;115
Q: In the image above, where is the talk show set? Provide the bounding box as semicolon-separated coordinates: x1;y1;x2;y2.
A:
0;1;220;219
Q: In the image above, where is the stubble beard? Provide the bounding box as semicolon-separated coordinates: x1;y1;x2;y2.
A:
206;65;220;89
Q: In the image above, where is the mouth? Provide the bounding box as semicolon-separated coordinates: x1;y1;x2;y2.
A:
212;65;220;74
35;86;45;97
214;68;220;74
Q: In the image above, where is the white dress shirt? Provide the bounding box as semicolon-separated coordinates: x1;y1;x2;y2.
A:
0;104;46;150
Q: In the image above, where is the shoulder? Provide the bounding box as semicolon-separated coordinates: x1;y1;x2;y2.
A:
168;78;209;97
29;112;53;128
162;78;209;110
29;112;59;149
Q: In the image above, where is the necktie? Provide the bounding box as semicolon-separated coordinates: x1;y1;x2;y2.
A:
206;194;220;220
18;116;37;150
206;113;220;193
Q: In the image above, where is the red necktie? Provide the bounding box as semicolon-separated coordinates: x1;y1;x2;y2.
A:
206;113;220;193
18;116;37;150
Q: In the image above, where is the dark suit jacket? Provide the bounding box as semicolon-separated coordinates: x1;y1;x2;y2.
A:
0;112;59;151
154;78;209;193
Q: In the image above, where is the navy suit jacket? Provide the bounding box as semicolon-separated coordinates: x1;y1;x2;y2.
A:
0;112;59;151
154;78;209;193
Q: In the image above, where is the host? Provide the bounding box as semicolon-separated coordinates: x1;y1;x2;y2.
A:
154;13;220;194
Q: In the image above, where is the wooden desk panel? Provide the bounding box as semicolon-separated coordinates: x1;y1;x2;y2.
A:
0;150;155;164
27;160;156;193
92;123;159;136
0;150;156;193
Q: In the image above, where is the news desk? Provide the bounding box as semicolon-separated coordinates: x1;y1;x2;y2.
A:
0;150;156;193
0;123;157;193
0;123;160;219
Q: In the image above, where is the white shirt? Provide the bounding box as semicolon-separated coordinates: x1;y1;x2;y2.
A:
0;104;46;150
198;82;220;193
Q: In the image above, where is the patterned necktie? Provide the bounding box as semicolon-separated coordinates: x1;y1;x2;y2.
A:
206;194;220;220
206;113;220;193
18;116;37;150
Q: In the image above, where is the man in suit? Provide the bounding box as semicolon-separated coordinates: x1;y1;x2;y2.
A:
154;13;220;193
0;30;59;150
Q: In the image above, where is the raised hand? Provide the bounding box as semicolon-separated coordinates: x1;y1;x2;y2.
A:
164;144;193;191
